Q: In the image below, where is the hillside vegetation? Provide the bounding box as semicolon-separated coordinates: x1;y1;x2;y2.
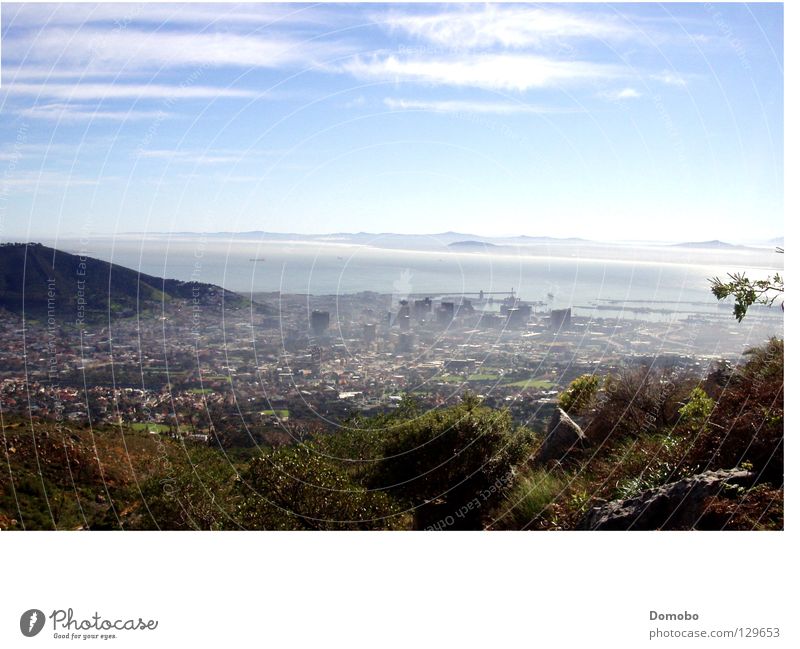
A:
0;242;250;323
1;338;782;531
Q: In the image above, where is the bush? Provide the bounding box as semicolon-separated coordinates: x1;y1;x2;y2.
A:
682;338;783;482
678;387;715;433
365;395;536;529
131;446;239;530
492;468;566;530
238;445;405;530
588;366;692;446
558;374;599;415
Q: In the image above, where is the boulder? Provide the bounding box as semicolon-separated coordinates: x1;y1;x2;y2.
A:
535;407;587;463
578;468;757;530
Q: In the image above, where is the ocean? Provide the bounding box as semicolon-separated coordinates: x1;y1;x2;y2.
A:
40;234;784;327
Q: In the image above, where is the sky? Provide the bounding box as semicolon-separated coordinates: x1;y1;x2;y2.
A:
0;2;784;243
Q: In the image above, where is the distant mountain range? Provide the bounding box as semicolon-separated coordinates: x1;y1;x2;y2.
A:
448;240;500;249
131;230;779;251
671;239;744;250
133;230;598;250
0;242;249;323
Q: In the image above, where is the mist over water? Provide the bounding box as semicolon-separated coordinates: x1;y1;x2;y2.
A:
46;235;783;328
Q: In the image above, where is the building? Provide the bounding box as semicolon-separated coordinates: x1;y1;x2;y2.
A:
397;332;414;353
310;310;330;337
445;358;477;374
437;301;455;325
506;304;532;328
413;298;432;319
551;308;572;330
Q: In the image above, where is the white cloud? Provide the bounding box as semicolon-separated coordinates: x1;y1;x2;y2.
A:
18;103;169;121
3;3;339;28
342;53;625;91
651;71;688;87
7;27;345;72
137;149;244;165
0;170;99;191
380;6;638;50
599;87;642;101
383;98;578;115
6;82;259;101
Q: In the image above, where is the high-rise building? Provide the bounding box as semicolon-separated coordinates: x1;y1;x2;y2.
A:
506;304;532;328
413;298;432;319
550;308;572;330
437;301;455;324
397;332;414;353
310;310;330;336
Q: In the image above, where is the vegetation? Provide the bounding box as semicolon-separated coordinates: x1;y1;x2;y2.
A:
710;248;783;322
558;374;599;414
239;446;405;530
0;242;253;323
360;394;535;529
1;339;783;531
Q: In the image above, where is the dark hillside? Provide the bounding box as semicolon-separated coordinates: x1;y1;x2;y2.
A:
0;242;249;323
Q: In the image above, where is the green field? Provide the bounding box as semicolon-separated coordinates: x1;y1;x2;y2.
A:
504;377;556;389
129;422;171;433
260;409;290;418
467;373;501;382
438;373;501;383
188;388;213;395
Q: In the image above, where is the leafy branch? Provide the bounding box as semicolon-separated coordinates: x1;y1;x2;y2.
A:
710;271;783;322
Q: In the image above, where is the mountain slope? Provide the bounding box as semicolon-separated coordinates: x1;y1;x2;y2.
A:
0;242;248;323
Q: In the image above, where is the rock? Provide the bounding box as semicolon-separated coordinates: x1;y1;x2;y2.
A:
535;407;587;463
578;468;757;530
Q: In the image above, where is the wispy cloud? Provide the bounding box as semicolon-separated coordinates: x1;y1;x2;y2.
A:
137;149;245;165
341;53;625;91
383;97;580;115
598;87;642;101
651;71;689;87
7;27;347;72
6;82;259;101
4;3;341;29
380;6;639;50
0;170;100;191
17;103;169;121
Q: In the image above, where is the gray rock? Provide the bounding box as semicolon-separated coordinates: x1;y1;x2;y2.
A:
535;407;587;463
578;468;757;530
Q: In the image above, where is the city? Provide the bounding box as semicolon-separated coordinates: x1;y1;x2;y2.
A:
0;278;780;448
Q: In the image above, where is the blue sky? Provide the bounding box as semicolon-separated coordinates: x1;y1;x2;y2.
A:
0;2;783;242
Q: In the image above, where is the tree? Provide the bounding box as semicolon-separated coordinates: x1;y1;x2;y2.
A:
710;248;783;322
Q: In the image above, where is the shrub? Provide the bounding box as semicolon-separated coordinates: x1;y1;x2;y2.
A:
558;374;599;415
365;395;536;529
131;446;239;530
238;445;405;530
588;366;692;446
492;468;566;530
682;338;783;482
678;387;714;433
